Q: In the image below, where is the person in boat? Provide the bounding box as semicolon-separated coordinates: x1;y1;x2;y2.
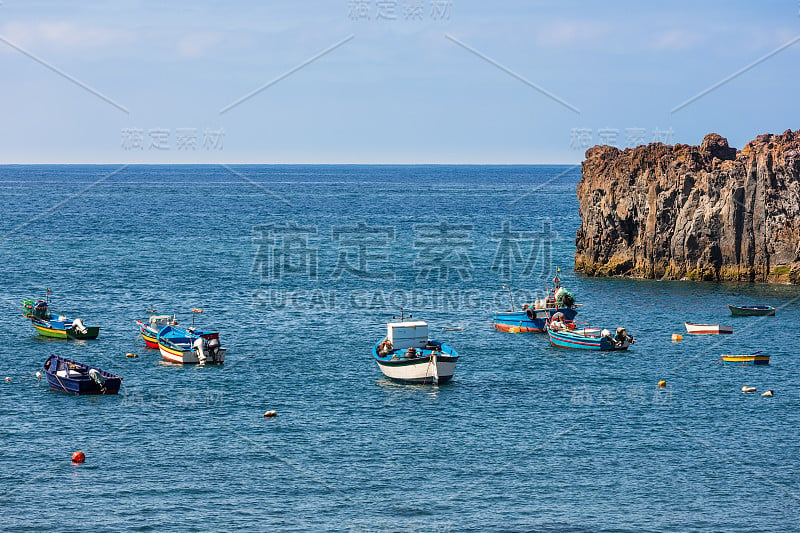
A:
549;312;566;331
377;339;393;356
614;327;634;346
405;347;417;359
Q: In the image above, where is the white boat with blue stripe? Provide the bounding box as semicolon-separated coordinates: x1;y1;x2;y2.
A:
373;313;459;384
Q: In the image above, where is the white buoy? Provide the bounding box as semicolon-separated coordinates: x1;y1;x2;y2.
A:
4;377;11;382
761;390;774;397
742;386;756;393
263;410;277;418
35;371;42;380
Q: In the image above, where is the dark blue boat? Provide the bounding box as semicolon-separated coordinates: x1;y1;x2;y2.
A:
728;304;776;317
43;354;122;395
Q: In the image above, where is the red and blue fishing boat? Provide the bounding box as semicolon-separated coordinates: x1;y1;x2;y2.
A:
546;314;634;351
22;291;100;340
156;309;225;365
42;354;122;395
492;272;578;333
135;308;178;349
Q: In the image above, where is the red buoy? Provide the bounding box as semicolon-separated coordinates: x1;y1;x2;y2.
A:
71;451;85;464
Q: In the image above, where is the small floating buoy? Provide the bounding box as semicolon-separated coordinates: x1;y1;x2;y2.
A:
71;451;85;464
4;377;11;382
35;371;42;380
761;390;774;397
671;334;682;342
263;410;277;418
125;353;138;358
742;386;757;393
658;380;667;388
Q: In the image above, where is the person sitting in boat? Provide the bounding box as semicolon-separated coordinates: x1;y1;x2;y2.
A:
614;327;634;346
549;312;566;331
405;347;417;359
377;339;393;356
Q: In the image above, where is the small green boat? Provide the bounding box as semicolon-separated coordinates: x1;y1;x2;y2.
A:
22;292;100;340
728;304;776;317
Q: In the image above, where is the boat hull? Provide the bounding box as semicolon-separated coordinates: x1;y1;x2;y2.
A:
158;343;227;364
373;341;458;384
547;326;630;351
136;321;160;349
685;322;733;334
43;355;121;395
492;307;578;333
728;305;776;317
721;355;770;365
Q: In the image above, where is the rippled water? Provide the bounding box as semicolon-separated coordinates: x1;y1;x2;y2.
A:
1;165;798;532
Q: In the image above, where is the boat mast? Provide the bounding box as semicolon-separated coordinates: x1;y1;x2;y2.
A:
392;307;412;321
503;284;514;311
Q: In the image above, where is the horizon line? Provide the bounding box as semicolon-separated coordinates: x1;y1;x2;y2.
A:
0;161;583;166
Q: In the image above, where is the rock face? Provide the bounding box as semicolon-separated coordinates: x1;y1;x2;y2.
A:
575;131;800;283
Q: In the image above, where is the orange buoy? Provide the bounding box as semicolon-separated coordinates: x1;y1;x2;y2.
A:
263;410;277;418
125;353;138;358
71;451;86;464
658;380;667;388
671;334;682;342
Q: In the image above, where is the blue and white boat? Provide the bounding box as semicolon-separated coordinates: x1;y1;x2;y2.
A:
492;273;578;333
373;313;458;384
546;315;634;351
157;324;225;365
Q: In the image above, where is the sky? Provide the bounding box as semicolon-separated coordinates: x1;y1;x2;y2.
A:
0;0;798;164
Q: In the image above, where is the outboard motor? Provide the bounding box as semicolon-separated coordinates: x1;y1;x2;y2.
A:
71;318;89;335
88;368;107;393
207;337;220;362
193;337;207;365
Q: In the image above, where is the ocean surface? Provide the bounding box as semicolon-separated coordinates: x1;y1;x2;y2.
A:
1;165;798;532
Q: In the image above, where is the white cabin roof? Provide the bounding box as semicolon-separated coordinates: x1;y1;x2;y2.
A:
389;320;428;328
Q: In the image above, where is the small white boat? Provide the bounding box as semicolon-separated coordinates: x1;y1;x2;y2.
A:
373;314;458;384
684;322;733;335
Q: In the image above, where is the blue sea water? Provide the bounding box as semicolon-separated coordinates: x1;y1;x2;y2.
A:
0;165;798;532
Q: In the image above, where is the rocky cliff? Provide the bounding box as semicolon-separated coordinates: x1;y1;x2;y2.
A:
575;130;800;283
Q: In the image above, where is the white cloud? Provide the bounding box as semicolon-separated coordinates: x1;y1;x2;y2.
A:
534;19;611;48
0;20;132;51
176;31;225;58
651;29;705;51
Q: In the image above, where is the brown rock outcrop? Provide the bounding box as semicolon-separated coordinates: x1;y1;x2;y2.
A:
575;130;800;283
